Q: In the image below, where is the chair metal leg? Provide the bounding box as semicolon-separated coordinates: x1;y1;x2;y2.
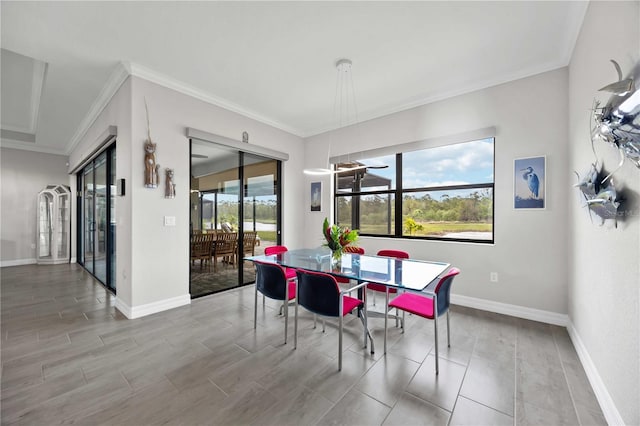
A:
294;297;298;349
446;310;450;347
434;316;439;375
284;287;288;345
254;284;258;329
362;291;368;349
384;287;390;354
339;299;344;371
313;314;317;329
358;302;374;354
322;319;326;333
402;311;405;333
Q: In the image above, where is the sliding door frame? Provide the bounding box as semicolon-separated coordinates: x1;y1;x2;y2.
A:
189;135;286;298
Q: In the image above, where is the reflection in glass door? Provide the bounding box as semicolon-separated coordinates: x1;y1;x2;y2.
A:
82;164;95;275
242;154;279;285
93;153;108;283
77;145;116;292
190;140;281;298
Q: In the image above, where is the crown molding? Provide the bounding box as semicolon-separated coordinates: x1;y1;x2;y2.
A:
64;62;130;154
560;1;589;68
126;62;303;137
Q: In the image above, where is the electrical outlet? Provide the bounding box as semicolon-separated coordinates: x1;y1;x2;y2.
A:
31;243;36;249
490;272;498;282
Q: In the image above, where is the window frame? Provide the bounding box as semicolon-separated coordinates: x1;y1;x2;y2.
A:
333;138;495;244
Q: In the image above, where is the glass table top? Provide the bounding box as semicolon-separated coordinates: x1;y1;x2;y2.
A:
247;247;450;292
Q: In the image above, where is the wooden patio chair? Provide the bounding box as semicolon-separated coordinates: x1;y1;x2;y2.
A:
213;232;237;272
190;234;213;271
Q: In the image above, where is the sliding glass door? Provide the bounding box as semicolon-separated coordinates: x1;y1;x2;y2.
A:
77;145;116;292
242;153;279;286
190;140;281;298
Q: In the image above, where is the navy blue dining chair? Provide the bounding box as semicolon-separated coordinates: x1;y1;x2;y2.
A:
294;269;374;371
253;260;296;344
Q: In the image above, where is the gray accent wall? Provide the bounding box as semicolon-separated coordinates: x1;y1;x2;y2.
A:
568;2;639;425
0;147;70;266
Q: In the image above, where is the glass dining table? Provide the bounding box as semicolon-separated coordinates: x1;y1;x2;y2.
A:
247;247;451;352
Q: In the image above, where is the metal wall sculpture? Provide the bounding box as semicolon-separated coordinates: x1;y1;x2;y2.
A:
574;163;621;227
592;60;640;180
574;59;639;227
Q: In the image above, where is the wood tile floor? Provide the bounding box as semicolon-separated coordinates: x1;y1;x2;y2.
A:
1;264;607;425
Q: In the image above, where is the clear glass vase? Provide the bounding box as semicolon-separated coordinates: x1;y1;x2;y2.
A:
331;249;342;268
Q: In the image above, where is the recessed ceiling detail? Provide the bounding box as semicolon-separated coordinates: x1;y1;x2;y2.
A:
1;2;588;154
0;48;47;140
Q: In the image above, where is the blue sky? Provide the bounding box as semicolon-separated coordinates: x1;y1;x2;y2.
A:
358;138;494;189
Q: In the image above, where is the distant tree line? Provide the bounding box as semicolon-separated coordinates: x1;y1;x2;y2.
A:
337;189;493;227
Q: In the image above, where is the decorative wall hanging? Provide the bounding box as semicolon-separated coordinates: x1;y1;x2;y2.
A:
310;181;322;212
143;99;160;188
514;156;545;209
165;168;176;199
574;163;621;227
591;59;640;181
573;59;637;227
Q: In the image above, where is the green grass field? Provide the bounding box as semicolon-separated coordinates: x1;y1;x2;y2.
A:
257;230;277;242
360;221;491;236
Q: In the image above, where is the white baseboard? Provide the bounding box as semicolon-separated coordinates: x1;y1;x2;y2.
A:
451;294;569;326
567;322;625;426
115;294;191;319
0;258;36;268
451;294;622;425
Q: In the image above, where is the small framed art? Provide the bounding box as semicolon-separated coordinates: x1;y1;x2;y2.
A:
310;181;322;212
514;156;546;209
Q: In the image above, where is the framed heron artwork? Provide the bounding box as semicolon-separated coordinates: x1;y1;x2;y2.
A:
514;156;546;209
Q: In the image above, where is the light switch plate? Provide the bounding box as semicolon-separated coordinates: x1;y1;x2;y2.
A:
164;216;176;226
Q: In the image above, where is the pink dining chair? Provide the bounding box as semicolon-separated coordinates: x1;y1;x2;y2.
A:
386;267;460;374
335;246;365;284
366;249;409;331
264;245;297;281
368;249;409;298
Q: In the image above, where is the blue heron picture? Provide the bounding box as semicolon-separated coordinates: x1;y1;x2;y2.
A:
514;156;545;209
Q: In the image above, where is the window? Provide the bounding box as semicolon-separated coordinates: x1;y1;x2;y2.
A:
334;138;494;243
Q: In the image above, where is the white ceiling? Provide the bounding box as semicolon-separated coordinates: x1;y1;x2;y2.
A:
0;1;588;155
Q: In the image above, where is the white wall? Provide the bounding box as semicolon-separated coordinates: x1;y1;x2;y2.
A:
305;68;570;317
127;76;305;309
67;73;306;316
0;147;71;266
568;2;639;425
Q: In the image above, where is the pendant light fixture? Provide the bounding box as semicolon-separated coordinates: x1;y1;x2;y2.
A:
304;59;365;175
